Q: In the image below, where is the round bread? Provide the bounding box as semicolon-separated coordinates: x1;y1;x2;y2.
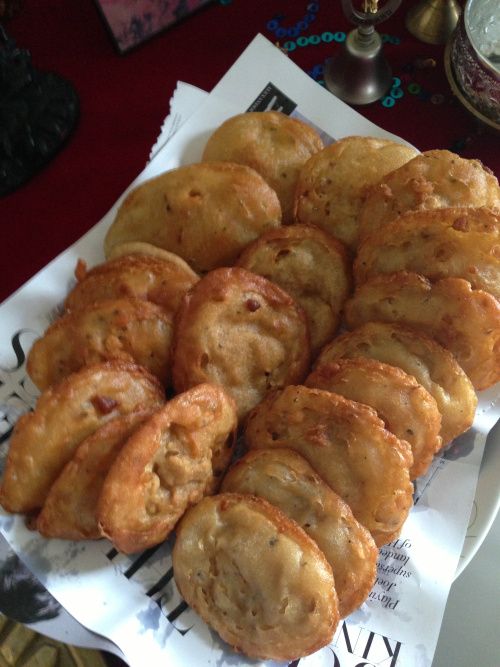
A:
97;384;237;554
103;161;282;272
315;322;477;446
105;241;198;266
355;206;500;298
172;492;339;661
294;135;418;250
202;111;323;223
65;249;198;314
36;410;153;540
306;358;442;479
344;271;500;390
236;224;351;355
358;150;500;242
172;267;311;420
0;361;165;514
244;385;414;546
221;448;377;618
27;297;175;390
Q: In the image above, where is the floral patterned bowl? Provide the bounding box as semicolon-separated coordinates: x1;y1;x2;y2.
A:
447;0;500;130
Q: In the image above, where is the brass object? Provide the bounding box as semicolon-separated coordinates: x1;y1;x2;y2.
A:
324;0;402;105
406;0;462;45
0;613;108;667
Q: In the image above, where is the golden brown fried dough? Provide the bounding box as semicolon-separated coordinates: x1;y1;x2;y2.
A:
306;358;442;479
0;361;165;514
27;298;174;390
202;111;323;223
36;411;153;540
97;384;237;554
315;322;477;446
358;150;500;241
236;224;351;355
172;267;311;420
105;241;196;265
173;493;339;661
344;271;500;390
221;448;377;617
355;207;500;297
103;162;282;272
294;136;418;250
245;385;413;546
65;251;198;315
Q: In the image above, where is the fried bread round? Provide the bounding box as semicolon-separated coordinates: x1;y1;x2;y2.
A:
315;322;477;446
97;384;237;554
244;385;413;546
202;111;323;223
358;150;500;241
306;358;442;479
221;448;377;617
294;136;418;250
103;162;282;272
355;207;500;297
344;271;500;390
36;411;153;540
172;267;311;420
236;224;351;355
105;241;197;265
172;492;339;661
27;298;174;390
65;249;198;315
0;361;165;514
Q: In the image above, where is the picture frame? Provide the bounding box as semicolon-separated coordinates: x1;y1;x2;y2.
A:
94;0;214;54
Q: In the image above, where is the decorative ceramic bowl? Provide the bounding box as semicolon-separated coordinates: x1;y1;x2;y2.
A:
446;0;500;131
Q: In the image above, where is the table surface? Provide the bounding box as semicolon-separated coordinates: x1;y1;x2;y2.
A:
1;2;499;666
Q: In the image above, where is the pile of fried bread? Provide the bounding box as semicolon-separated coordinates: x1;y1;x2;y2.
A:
1;111;499;662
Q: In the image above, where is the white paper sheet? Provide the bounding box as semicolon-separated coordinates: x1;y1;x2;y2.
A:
0;34;498;667
148;81;208;162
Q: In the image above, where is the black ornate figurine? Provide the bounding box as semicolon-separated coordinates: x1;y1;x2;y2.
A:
0;25;79;197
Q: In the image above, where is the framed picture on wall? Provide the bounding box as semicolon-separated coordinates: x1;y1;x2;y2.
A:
95;0;213;54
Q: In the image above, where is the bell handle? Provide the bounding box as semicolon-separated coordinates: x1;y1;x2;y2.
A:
341;0;402;26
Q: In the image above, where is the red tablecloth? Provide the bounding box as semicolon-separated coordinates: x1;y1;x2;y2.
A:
1;0;498;304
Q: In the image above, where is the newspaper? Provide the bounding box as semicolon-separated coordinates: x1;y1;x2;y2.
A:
149;81;208;163
0;34;498;667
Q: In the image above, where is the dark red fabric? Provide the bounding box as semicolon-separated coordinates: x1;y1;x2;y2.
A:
1;0;498;303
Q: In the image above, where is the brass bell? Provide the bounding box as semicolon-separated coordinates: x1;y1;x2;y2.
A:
406;0;462;45
324;0;402;105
